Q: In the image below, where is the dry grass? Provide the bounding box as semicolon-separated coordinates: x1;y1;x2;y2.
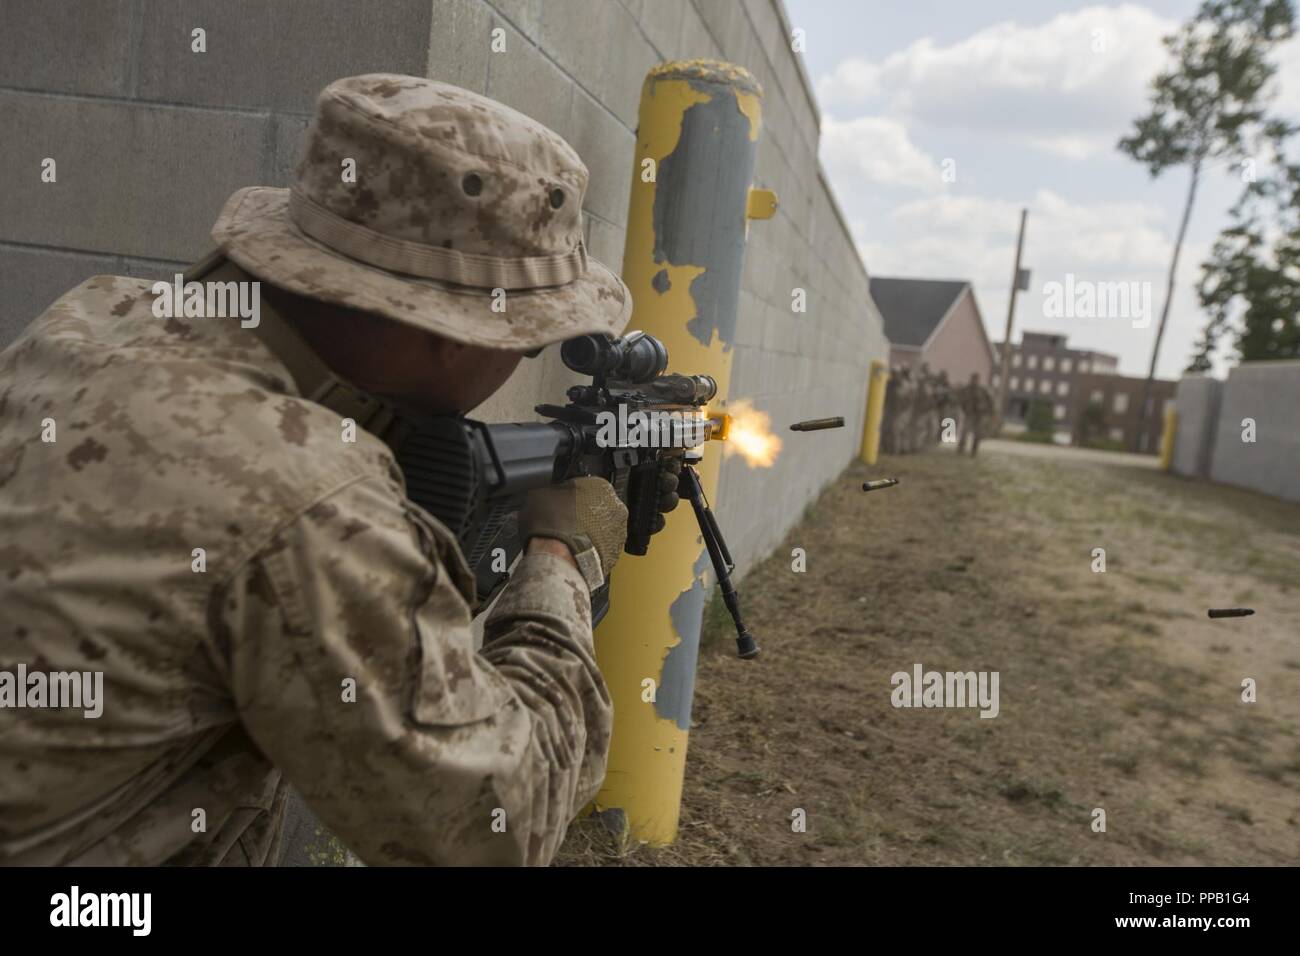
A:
555;443;1300;866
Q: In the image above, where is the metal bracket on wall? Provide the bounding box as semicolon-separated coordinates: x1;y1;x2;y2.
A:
746;188;778;220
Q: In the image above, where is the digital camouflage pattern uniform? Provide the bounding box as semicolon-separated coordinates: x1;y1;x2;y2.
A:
958;375;995;457
880;368;900;454
887;366;914;454
934;370;957;443
0;74;632;866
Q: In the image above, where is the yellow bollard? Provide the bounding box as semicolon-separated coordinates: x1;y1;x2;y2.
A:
860;359;889;464
1160;406;1177;471
591;60;771;845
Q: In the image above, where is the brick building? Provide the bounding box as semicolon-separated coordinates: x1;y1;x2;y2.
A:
1069;372;1177;454
992;331;1119;436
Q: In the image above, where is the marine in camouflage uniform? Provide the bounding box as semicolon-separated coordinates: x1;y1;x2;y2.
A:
887;365;915;454
0;75;650;866
912;363;936;451
958;372;995;457
933;370;957;445
881;365;900;454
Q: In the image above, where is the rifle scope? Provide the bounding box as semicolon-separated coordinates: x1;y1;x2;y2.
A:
561;331;669;384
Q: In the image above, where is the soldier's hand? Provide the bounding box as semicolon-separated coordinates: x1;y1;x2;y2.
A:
649;456;684;535
519;477;628;579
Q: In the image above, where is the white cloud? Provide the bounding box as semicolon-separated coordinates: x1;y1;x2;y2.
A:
811;4;1299;379
817;4;1178;159
865;189;1172;292
821;114;942;192
857;189;1217;377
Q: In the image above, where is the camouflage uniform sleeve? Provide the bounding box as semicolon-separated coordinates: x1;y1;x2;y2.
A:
216;472;611;866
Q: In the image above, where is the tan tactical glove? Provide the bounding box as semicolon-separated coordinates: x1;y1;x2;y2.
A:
518;478;629;592
652;455;684;535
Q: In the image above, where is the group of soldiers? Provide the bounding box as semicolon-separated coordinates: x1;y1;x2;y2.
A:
882;363;995;456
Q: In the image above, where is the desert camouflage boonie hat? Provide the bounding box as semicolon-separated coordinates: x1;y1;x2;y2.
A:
211;73;632;350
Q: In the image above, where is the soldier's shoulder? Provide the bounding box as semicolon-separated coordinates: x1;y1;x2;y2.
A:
9;273;401;528
57;274;152;310
23;273;246;352
10;275;151;346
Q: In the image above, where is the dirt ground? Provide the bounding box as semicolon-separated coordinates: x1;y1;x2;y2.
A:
557;440;1300;865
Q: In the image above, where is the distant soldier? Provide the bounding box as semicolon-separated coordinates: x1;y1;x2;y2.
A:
958;372;995;456
913;363;936;450
889;365;915;454
934;370;957;444
881;366;900;454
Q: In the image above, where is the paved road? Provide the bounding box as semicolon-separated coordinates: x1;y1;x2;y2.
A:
976;437;1161;469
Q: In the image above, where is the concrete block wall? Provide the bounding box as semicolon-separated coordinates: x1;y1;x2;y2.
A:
1205;361;1300;503
1171;375;1222;479
1;0;888;576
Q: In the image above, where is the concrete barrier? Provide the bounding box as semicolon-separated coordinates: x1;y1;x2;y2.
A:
1171;374;1223;479
1207;361;1300;503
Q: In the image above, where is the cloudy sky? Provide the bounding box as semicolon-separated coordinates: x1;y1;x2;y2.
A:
785;0;1300;378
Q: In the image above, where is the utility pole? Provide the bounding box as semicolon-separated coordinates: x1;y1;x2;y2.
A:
995;208;1028;429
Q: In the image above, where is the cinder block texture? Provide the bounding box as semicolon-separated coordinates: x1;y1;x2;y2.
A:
484;15;574;139
135;0;433;112
0;0;135;96
0;91;270;262
1171;375;1222;479
1208;361;1300;503
426;0;494;92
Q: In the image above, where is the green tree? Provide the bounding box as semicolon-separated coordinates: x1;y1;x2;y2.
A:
1026;399;1056;436
1078;401;1107;445
1190;140;1300;368
1118;0;1295;445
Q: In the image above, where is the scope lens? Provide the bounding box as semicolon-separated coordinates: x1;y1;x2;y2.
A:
560;334;608;375
560;332;670;383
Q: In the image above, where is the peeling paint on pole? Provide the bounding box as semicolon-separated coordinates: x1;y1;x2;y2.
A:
591;60;766;845
651;77;759;348
659;547;713;729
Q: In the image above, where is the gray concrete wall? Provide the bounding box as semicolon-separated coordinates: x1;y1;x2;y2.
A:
1206;361;1300;503
1;0;888;575
1171;374;1222;479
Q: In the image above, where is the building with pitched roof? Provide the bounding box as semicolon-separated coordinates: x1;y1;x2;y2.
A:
869;276;996;386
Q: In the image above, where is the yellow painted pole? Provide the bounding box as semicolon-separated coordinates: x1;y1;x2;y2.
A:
1159;406;1177;471
592;60;771;845
860;359;889;464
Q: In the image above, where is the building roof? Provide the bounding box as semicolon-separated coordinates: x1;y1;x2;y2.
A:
869;277;970;347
